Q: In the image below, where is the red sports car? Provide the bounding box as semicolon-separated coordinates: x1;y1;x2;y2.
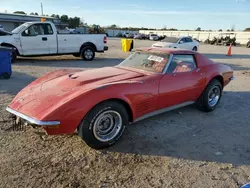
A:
6;48;234;149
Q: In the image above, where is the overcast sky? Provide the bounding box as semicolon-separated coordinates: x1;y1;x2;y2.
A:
1;0;250;30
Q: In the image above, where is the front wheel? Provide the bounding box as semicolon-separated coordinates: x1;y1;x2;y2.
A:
80;46;95;61
196;79;222;112
77;101;128;149
11;50;17;63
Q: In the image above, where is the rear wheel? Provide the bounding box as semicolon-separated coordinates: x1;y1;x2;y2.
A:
81;46;95;61
196;79;222;112
77;101;128;149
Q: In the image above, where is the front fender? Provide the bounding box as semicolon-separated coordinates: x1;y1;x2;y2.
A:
42;81;142;135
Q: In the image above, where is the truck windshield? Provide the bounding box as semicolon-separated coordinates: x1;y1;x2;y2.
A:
11;23;30;34
118;51;170;73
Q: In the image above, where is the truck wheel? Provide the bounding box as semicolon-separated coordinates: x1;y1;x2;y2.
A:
11;49;17;63
81;46;95;61
77;101;128;149
196;79;222;112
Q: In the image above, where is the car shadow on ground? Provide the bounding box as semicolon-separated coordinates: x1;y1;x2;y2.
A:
0;71;36;95
15;57;124;69
107;91;250;166
204;53;250;60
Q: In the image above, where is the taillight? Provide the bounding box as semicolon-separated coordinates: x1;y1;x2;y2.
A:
104;36;107;43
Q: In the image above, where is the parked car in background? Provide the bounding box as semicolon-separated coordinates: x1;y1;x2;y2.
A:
149;34;159;41
123;32;134;38
0;21;108;62
152;36;200;51
6;47;234;149
134;33;142;39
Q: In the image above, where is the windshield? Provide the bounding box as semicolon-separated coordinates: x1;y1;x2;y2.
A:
162;37;179;43
11;23;30;34
118;51;170;73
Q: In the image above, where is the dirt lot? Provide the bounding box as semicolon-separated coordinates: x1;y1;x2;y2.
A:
1;38;250;188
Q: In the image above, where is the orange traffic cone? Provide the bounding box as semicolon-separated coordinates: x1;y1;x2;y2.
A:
226;44;232;56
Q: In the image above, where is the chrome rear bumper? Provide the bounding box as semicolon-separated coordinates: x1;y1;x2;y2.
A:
6;107;60;126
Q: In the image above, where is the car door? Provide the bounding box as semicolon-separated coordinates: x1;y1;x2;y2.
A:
20;23;50;55
41;23;57;54
158;54;206;109
185;37;195;50
177;37;189;50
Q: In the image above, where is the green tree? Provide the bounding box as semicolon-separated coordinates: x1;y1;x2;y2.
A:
34;12;38;15
69;17;80;28
218;29;223;31
61;15;69;22
13;11;26;14
110;24;118;29
30;12;35;15
196;27;201;31
244;28;250;32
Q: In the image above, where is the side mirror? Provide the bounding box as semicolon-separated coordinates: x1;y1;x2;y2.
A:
179;40;184;44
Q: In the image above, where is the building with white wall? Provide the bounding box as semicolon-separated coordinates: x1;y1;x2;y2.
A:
0;13;62;31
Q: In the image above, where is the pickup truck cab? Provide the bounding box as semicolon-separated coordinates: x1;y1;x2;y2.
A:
0;21;108;62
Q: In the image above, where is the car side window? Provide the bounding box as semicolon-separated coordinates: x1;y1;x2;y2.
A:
22;24;53;36
179;38;186;43
186;38;193;42
42;24;53;35
167;55;197;73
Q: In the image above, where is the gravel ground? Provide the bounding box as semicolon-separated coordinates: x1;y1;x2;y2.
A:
1;38;250;188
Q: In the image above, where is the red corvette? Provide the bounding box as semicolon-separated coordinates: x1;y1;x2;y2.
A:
6;48;234;149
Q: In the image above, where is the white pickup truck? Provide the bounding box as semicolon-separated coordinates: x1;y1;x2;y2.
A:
0;21;108;62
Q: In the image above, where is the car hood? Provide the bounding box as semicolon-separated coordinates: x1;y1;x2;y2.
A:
152;42;174;47
8;67;145;119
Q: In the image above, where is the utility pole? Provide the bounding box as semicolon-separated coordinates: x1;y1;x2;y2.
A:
41;3;44;16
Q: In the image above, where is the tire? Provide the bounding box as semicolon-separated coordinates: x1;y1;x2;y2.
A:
11;50;17;63
196;79;222;112
77;101;128;149
80;46;95;61
192;46;198;51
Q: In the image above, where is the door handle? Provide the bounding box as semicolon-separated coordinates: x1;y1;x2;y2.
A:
42;37;47;41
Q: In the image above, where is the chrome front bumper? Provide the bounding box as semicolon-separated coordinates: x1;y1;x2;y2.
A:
6;107;60;126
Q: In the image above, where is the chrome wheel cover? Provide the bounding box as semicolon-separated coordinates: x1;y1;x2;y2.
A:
84;49;93;59
93;110;122;142
208;85;221;107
